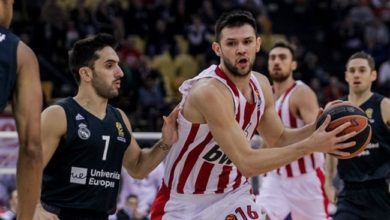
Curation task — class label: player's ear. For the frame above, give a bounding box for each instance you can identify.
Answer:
[371,70,377,82]
[292,60,297,71]
[212,42,221,57]
[79,67,92,82]
[256,36,261,52]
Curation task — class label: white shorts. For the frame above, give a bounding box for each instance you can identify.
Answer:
[151,183,266,220]
[257,168,330,220]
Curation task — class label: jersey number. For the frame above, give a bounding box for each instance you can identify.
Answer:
[102,135,110,161]
[235,206,259,220]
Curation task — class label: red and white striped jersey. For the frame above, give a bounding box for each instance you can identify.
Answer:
[273,80,325,177]
[163,65,265,195]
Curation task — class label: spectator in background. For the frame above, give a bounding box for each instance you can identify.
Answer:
[118,163,164,218]
[116,194,147,220]
[69,0,96,37]
[186,15,209,56]
[138,73,167,131]
[324,76,347,103]
[378,54,390,85]
[0,189,17,220]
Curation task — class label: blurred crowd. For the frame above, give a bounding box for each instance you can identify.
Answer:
[1,0,390,218]
[8,0,390,132]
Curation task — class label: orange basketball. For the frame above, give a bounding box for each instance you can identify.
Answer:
[316,102,372,159]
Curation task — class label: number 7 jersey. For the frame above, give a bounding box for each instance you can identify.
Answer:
[41,97,131,214]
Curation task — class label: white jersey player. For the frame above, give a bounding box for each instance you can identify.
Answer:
[150,10,355,220]
[257,42,330,220]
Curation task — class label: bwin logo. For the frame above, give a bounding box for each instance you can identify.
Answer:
[203,145,232,165]
[0,33,6,42]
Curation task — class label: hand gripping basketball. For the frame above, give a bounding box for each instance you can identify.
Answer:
[316,102,372,159]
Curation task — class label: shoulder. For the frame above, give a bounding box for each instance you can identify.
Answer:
[251,71,271,86]
[42,105,66,118]
[251,71,274,107]
[115,107,132,131]
[41,105,67,134]
[292,82,316,100]
[188,77,232,103]
[16,41,38,73]
[115,107,128,120]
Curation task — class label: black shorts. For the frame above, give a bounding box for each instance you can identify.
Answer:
[334,179,390,220]
[42,202,109,220]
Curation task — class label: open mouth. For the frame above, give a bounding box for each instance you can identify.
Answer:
[238,58,248,66]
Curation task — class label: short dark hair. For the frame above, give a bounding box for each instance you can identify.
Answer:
[347,51,376,71]
[68,33,117,84]
[270,41,296,61]
[215,10,257,42]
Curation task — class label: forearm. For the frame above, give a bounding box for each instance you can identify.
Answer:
[127,140,170,179]
[272,122,316,148]
[243,139,312,176]
[17,144,43,220]
[325,155,337,185]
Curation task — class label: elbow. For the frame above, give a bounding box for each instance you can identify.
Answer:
[124,166,147,179]
[236,160,258,177]
[130,170,148,179]
[18,141,42,161]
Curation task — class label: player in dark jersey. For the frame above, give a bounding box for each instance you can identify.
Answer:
[0,0,43,219]
[325,52,390,220]
[33,34,179,220]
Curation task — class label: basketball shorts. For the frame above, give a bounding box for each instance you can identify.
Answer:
[257,168,330,220]
[34,202,109,220]
[151,183,266,220]
[334,179,390,220]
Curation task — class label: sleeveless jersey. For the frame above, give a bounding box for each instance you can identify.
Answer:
[41,97,131,214]
[0,26,19,112]
[162,65,265,195]
[338,93,390,182]
[273,81,324,177]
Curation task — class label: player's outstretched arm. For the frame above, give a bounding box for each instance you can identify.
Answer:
[189,76,355,177]
[121,107,180,179]
[13,41,43,220]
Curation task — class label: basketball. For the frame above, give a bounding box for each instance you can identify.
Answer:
[316,102,372,159]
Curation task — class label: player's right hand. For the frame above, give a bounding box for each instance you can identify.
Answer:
[307,115,356,157]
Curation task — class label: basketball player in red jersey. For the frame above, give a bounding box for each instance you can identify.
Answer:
[257,42,330,220]
[150,10,356,220]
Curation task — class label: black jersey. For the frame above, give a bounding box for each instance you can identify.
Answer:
[338,93,390,182]
[41,97,131,214]
[0,26,19,112]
